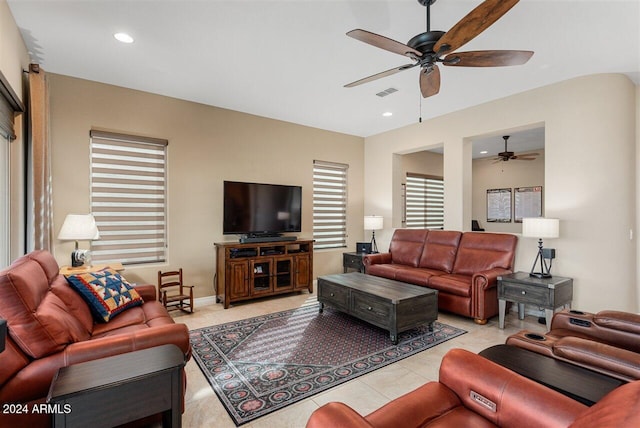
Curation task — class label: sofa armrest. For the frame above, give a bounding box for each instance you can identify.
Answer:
[64,323,191,365]
[472,268,512,291]
[133,284,158,302]
[306,402,374,428]
[363,253,391,267]
[440,349,586,428]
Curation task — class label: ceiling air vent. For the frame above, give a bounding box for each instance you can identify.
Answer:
[376,87,398,97]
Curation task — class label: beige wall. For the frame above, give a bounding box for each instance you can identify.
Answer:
[366,74,637,313]
[48,74,364,298]
[472,150,545,234]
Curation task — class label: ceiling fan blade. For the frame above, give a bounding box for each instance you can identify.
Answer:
[443,50,534,67]
[434,0,520,55]
[512,157,536,160]
[344,63,417,88]
[516,152,539,156]
[347,29,422,58]
[419,65,441,98]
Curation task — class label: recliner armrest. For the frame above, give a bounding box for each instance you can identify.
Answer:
[553,336,640,379]
[306,402,374,428]
[594,310,640,334]
[440,349,585,428]
[133,284,158,302]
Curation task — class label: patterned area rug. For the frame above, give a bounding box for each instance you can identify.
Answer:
[189,303,466,425]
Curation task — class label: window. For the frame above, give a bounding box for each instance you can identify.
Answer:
[404,173,444,229]
[90,130,167,265]
[0,135,9,268]
[313,160,348,249]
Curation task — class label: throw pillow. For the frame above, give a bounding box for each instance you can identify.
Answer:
[65,269,143,322]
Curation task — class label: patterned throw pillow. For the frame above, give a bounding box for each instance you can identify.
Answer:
[65,269,143,322]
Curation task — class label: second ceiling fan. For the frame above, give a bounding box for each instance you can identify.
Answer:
[345,0,534,98]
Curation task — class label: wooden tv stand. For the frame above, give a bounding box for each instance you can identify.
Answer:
[214,240,314,309]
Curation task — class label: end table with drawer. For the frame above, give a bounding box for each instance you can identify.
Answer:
[343,252,366,273]
[498,272,573,330]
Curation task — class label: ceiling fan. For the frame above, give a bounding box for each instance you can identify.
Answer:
[344,0,534,98]
[494,135,539,162]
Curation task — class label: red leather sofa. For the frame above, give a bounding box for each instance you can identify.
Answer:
[0,250,191,428]
[363,229,517,324]
[506,309,640,381]
[306,348,640,428]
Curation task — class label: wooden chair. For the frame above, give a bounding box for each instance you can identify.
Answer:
[157,268,194,313]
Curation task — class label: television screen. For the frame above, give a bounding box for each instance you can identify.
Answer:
[223,181,302,235]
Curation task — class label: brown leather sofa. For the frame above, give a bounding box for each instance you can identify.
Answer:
[506,309,640,381]
[0,250,191,428]
[306,348,640,428]
[363,229,518,324]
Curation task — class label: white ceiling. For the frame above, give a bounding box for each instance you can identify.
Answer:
[7,0,640,138]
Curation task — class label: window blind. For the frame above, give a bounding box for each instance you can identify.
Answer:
[405,173,444,229]
[90,130,167,265]
[313,160,348,249]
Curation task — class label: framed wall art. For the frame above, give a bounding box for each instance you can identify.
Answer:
[487,188,512,222]
[515,186,543,222]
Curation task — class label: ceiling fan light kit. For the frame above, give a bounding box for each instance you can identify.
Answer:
[344,0,533,98]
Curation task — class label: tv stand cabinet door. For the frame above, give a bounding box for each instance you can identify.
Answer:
[227,260,250,300]
[294,254,311,291]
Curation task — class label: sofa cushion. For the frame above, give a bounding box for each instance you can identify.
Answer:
[365,264,399,280]
[66,269,143,323]
[395,267,444,287]
[428,274,472,297]
[0,259,90,358]
[593,310,640,335]
[418,230,462,273]
[389,229,428,267]
[452,232,517,276]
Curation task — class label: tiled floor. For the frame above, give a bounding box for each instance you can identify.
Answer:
[172,288,545,427]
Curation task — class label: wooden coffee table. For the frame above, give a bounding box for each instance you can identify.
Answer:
[317,272,438,344]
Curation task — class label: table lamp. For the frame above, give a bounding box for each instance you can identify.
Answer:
[58,214,100,267]
[522,217,559,278]
[364,215,383,254]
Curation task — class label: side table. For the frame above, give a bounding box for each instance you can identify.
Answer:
[47,344,185,428]
[498,272,573,330]
[343,252,366,273]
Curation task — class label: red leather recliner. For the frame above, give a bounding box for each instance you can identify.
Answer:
[507,309,640,381]
[0,250,191,427]
[306,348,640,428]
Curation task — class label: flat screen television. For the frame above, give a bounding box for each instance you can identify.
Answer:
[223,181,302,236]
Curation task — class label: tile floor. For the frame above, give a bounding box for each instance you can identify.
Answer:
[171,288,545,428]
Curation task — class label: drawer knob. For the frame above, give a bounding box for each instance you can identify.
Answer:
[521,291,526,295]
[367,306,372,311]
[330,293,335,297]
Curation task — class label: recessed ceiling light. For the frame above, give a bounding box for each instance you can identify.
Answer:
[382,112,393,117]
[480,150,488,154]
[114,32,134,44]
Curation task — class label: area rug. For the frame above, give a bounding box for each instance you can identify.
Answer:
[189,303,466,425]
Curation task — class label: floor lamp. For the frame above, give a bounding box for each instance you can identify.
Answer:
[522,217,559,278]
[364,215,383,254]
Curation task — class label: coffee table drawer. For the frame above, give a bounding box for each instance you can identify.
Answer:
[351,291,391,328]
[318,279,350,310]
[501,282,550,306]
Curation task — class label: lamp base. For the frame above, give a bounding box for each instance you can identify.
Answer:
[71,249,90,267]
[529,272,552,279]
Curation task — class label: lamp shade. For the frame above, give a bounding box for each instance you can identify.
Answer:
[522,218,559,239]
[364,215,383,231]
[58,214,100,241]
